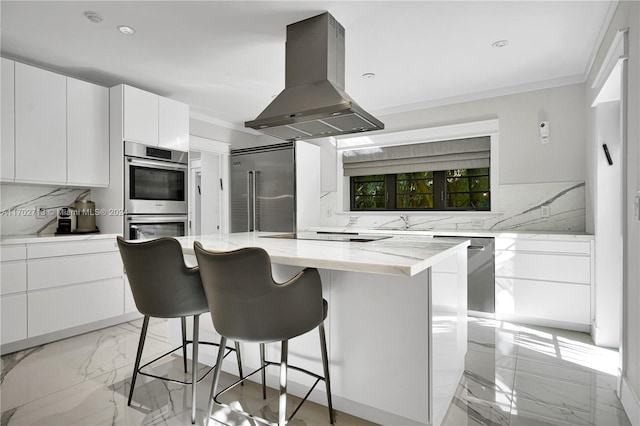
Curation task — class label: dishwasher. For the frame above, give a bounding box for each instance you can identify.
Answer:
[434,236,495,315]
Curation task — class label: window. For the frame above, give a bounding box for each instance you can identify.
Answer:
[351,168,490,211]
[344,135,492,212]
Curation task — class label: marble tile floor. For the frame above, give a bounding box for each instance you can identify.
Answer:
[0,318,373,426]
[442,317,631,426]
[1,317,632,426]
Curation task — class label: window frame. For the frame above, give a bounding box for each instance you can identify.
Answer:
[338,120,500,215]
[350,168,491,212]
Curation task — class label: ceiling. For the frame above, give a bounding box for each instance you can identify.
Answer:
[1,1,616,134]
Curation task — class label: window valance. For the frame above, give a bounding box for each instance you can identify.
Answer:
[342,136,490,176]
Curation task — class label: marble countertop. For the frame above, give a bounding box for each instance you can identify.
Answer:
[178,232,469,277]
[302,227,595,241]
[0,233,121,245]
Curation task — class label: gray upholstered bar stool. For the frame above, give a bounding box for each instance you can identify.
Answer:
[193,241,334,426]
[116,236,243,424]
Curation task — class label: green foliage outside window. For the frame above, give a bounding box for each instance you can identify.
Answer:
[351,168,490,211]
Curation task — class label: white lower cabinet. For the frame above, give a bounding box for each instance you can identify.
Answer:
[0,238,127,348]
[28,278,123,337]
[1,293,27,344]
[1,244,27,345]
[494,237,593,330]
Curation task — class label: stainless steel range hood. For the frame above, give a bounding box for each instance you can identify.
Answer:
[245,12,384,141]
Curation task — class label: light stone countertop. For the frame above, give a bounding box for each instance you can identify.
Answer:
[302,227,595,241]
[178,232,469,277]
[0,233,121,245]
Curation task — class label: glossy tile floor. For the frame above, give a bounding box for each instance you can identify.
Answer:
[0,318,373,426]
[0,317,632,426]
[443,317,631,426]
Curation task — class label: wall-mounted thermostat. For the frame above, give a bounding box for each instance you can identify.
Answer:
[540,121,550,144]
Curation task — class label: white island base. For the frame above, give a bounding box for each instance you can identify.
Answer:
[173,233,468,425]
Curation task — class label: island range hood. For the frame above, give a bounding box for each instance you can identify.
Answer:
[245,12,384,141]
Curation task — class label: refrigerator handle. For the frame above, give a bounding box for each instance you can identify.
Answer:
[252,170,258,232]
[247,171,253,232]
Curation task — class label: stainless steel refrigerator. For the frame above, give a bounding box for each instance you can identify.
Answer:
[230,142,297,233]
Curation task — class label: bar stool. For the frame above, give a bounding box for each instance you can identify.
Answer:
[116,236,243,424]
[193,241,334,426]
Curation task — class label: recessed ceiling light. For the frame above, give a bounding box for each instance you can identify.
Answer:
[362,72,376,79]
[83,11,103,24]
[492,40,509,48]
[118,25,136,35]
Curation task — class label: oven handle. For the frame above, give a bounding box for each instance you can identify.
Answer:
[127,158,188,170]
[126,215,188,223]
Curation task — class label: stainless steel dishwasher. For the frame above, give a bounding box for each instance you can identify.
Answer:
[434,236,495,315]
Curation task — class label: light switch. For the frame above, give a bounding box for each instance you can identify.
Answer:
[541,205,550,218]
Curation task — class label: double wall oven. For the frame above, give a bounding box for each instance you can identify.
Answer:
[124,141,188,240]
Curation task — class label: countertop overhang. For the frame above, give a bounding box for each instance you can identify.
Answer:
[178,232,469,277]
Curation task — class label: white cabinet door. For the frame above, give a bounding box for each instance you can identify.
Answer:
[28,252,123,291]
[14,62,67,184]
[0,261,27,295]
[67,78,109,186]
[123,85,158,146]
[28,277,124,337]
[1,58,15,182]
[1,293,27,344]
[158,97,189,151]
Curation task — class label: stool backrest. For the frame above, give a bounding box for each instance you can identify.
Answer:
[194,241,323,343]
[117,236,207,318]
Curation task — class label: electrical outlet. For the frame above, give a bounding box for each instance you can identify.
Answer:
[348,216,358,225]
[325,207,332,217]
[471,219,483,227]
[36,205,48,219]
[541,205,550,218]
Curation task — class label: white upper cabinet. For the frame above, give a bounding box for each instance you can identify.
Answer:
[1,58,15,182]
[159,96,189,151]
[67,78,109,187]
[116,84,189,152]
[15,62,67,184]
[122,85,159,146]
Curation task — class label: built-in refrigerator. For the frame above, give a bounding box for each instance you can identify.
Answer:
[230,141,320,233]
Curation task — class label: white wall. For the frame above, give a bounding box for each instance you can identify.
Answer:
[585,1,640,422]
[377,83,586,185]
[189,116,258,149]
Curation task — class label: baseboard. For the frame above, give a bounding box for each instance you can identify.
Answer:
[620,376,640,425]
[494,313,590,333]
[1,312,143,355]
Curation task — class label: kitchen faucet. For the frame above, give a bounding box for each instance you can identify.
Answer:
[400,213,410,230]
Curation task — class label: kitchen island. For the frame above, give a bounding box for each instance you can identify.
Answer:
[174,232,469,425]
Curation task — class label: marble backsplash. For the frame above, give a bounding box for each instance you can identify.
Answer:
[0,184,91,236]
[320,181,586,233]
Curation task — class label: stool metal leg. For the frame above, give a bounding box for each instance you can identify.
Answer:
[191,315,199,424]
[206,336,227,426]
[260,343,267,399]
[181,317,188,374]
[319,322,335,424]
[234,342,244,385]
[128,315,149,406]
[279,340,288,426]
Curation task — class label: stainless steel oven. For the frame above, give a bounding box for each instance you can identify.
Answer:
[124,141,188,215]
[125,215,188,240]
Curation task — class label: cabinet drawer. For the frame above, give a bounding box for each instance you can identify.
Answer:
[1,293,27,344]
[495,251,590,284]
[496,277,590,325]
[1,245,26,261]
[28,277,124,337]
[27,238,118,259]
[28,252,123,291]
[1,261,27,295]
[495,238,591,255]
